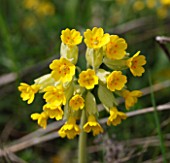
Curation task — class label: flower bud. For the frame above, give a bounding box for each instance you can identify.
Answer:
[85,48,104,69]
[60,43,78,65]
[34,74,55,92]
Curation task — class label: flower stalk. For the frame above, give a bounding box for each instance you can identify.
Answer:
[78,110,87,163]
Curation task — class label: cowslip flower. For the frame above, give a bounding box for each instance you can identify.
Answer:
[161,0,170,6]
[18,83,40,104]
[23,0,39,9]
[157,7,168,19]
[78,69,98,89]
[49,58,75,83]
[84,27,110,49]
[126,51,146,77]
[43,86,66,106]
[61,28,82,47]
[107,71,127,91]
[122,90,142,110]
[35,2,55,17]
[69,94,85,111]
[106,35,127,60]
[83,115,103,136]
[58,117,81,139]
[133,0,145,11]
[107,107,127,126]
[43,103,63,120]
[31,111,48,129]
[146,0,156,9]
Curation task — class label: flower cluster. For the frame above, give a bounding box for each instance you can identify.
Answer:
[23,0,55,17]
[18,27,146,139]
[116,0,170,19]
[23,0,55,29]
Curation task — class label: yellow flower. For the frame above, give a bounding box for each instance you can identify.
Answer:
[146,0,156,9]
[43,86,66,106]
[18,83,39,104]
[160,0,170,6]
[23,0,39,9]
[122,90,142,110]
[58,117,80,139]
[61,28,82,47]
[43,103,63,120]
[157,7,168,19]
[31,111,48,129]
[107,107,127,126]
[84,27,110,49]
[106,35,127,60]
[133,0,145,11]
[35,2,55,17]
[78,69,98,89]
[126,51,146,77]
[49,58,75,83]
[69,94,85,111]
[107,71,127,91]
[83,115,103,136]
[116,0,127,5]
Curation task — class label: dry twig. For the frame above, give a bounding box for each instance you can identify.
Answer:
[0,103,170,157]
[156,36,170,60]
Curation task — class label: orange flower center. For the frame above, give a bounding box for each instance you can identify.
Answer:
[59,64,70,75]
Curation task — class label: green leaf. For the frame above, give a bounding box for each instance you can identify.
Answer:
[98,84,117,108]
[85,91,98,115]
[103,57,128,70]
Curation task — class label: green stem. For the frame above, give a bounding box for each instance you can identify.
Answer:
[148,71,167,163]
[78,109,87,163]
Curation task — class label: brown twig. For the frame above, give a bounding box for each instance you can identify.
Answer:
[99,103,170,124]
[156,36,170,60]
[110,16,153,34]
[0,80,169,157]
[0,56,56,88]
[0,103,170,157]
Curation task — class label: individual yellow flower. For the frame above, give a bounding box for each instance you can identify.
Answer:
[43,103,63,120]
[69,94,85,111]
[107,71,127,91]
[61,28,82,47]
[78,69,98,89]
[35,2,55,17]
[133,0,145,11]
[49,58,75,83]
[126,51,146,77]
[116,0,127,5]
[43,86,66,106]
[23,0,39,9]
[157,7,168,19]
[106,35,127,60]
[122,90,142,110]
[84,27,110,49]
[160,0,170,6]
[146,0,156,9]
[107,107,127,126]
[31,111,48,129]
[18,83,40,104]
[58,117,81,139]
[83,115,103,136]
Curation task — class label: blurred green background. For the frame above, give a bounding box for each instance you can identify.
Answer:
[0,0,170,162]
